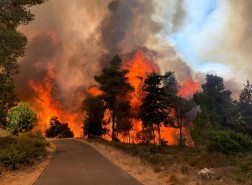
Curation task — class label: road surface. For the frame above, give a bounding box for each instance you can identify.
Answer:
[34,139,142,185]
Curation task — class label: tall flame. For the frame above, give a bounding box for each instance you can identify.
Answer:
[29,64,82,137]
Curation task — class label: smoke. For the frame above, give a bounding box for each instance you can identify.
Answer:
[175,0,252,97]
[16,0,195,114]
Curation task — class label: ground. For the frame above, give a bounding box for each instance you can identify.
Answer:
[84,139,252,185]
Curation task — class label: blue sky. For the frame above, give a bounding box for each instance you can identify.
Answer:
[168,0,230,75]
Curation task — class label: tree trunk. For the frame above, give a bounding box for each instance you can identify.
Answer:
[157,123,161,146]
[111,106,116,141]
[152,125,156,145]
[179,120,183,148]
[1,90,4,105]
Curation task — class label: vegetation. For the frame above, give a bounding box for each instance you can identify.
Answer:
[94,55,134,140]
[88,138,252,184]
[83,96,106,138]
[6,103,37,135]
[85,55,252,155]
[139,72,174,146]
[0,132,48,170]
[45,117,74,138]
[0,0,47,124]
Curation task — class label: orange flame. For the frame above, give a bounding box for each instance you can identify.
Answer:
[122,50,200,144]
[87,86,102,96]
[29,64,82,137]
[178,78,201,98]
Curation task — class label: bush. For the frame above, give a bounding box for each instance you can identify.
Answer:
[0,132,48,169]
[6,103,37,135]
[207,130,252,155]
[45,117,74,138]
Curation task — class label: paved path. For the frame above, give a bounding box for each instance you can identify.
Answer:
[34,139,141,185]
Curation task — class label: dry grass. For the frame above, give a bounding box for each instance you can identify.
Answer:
[0,128,10,137]
[82,139,250,185]
[82,140,193,185]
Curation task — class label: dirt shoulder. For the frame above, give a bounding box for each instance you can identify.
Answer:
[0,143,55,185]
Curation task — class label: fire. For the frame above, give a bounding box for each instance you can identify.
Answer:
[29,64,82,137]
[178,78,201,98]
[121,50,178,144]
[121,50,200,144]
[87,86,102,96]
[83,49,201,144]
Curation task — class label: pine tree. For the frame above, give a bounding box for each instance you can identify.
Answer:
[139,72,173,146]
[94,55,134,140]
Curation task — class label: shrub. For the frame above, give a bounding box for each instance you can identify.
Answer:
[207,130,252,155]
[0,132,48,169]
[6,103,37,135]
[149,145,159,154]
[45,117,74,138]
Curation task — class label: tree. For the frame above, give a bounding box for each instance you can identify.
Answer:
[115,101,133,138]
[83,96,105,138]
[6,103,37,135]
[139,72,173,146]
[45,117,74,138]
[193,74,234,128]
[163,72,192,147]
[191,108,212,146]
[173,97,192,147]
[235,80,252,137]
[0,0,47,124]
[136,125,155,144]
[94,55,134,141]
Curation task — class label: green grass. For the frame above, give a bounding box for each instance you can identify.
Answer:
[0,132,49,170]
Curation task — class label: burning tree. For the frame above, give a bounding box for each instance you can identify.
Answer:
[139,72,174,146]
[83,96,106,138]
[94,55,134,141]
[163,72,193,147]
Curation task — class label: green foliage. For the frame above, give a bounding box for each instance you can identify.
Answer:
[193,74,235,128]
[45,117,74,138]
[207,130,252,155]
[191,108,212,146]
[0,0,46,129]
[94,55,134,140]
[6,103,37,135]
[83,96,105,138]
[0,132,48,169]
[139,72,173,145]
[235,80,252,137]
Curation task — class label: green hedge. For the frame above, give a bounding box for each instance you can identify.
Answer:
[207,130,252,155]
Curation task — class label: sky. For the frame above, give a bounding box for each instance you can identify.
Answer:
[167,0,231,75]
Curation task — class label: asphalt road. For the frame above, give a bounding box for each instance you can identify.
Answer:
[34,139,142,185]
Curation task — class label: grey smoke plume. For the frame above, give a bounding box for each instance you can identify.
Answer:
[16,0,193,113]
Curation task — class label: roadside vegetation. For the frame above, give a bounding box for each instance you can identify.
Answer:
[0,1,50,180]
[0,132,49,170]
[87,138,252,185]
